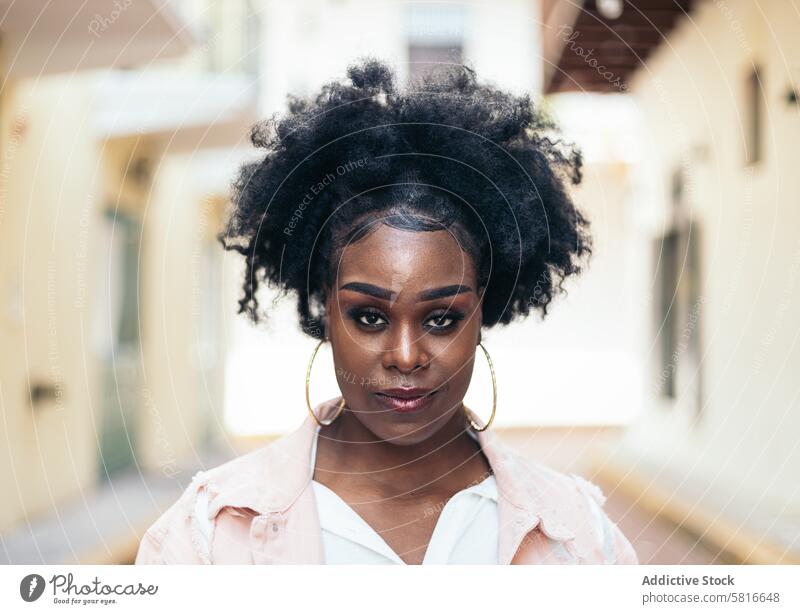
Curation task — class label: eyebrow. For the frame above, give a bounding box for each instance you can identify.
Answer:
[338,282,473,302]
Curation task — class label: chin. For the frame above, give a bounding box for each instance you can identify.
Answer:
[359,410,456,447]
[376,425,439,447]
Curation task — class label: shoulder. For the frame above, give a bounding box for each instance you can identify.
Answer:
[567,472,638,564]
[134,470,213,564]
[498,446,638,564]
[135,440,289,565]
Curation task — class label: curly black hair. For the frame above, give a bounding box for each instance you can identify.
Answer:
[218,59,591,340]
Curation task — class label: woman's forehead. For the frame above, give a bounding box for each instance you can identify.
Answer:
[333,225,478,288]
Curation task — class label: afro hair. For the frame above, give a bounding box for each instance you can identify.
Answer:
[218,58,591,339]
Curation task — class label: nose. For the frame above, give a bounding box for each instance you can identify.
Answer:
[381,321,431,374]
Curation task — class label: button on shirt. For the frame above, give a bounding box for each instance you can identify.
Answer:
[310,425,499,564]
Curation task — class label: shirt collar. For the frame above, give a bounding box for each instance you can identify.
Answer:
[466,407,576,543]
[204,402,576,543]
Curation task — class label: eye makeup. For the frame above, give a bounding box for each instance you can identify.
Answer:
[346,306,465,333]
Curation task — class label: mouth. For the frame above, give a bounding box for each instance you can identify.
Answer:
[373,387,440,413]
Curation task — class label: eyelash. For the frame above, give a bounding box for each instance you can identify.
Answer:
[349,308,464,332]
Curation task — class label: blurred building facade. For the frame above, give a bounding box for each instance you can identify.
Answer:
[0,0,257,533]
[545,0,799,562]
[4,0,795,566]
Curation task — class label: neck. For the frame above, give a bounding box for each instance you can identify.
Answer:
[316,405,490,499]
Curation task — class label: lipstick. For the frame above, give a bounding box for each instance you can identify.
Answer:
[374,387,438,413]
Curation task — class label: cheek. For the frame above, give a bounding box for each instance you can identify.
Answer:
[443,351,476,391]
[432,337,477,387]
[330,334,377,391]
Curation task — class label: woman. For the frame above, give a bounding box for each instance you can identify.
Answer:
[135,59,637,565]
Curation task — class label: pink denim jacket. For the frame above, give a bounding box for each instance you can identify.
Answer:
[135,403,638,564]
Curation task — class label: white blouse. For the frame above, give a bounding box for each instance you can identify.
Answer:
[193,426,500,564]
[309,425,499,564]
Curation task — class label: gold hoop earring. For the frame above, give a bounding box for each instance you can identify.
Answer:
[306,338,346,427]
[463,342,497,432]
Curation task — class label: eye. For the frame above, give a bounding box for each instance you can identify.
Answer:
[424,311,463,332]
[351,308,388,329]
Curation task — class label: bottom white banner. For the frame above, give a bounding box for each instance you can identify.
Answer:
[1,565,798,613]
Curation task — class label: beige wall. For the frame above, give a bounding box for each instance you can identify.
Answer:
[0,75,103,529]
[0,0,239,533]
[621,0,800,517]
[0,77,228,530]
[138,151,226,475]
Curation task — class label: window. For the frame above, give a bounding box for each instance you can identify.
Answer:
[654,228,681,400]
[95,209,141,477]
[653,166,703,414]
[744,65,763,165]
[406,4,466,83]
[407,44,464,83]
[242,0,261,79]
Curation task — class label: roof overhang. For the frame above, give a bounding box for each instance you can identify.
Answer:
[542,0,694,94]
[91,70,259,151]
[0,0,196,80]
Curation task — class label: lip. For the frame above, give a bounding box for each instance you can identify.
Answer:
[374,387,438,413]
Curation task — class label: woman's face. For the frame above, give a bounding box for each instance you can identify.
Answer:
[324,222,484,446]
